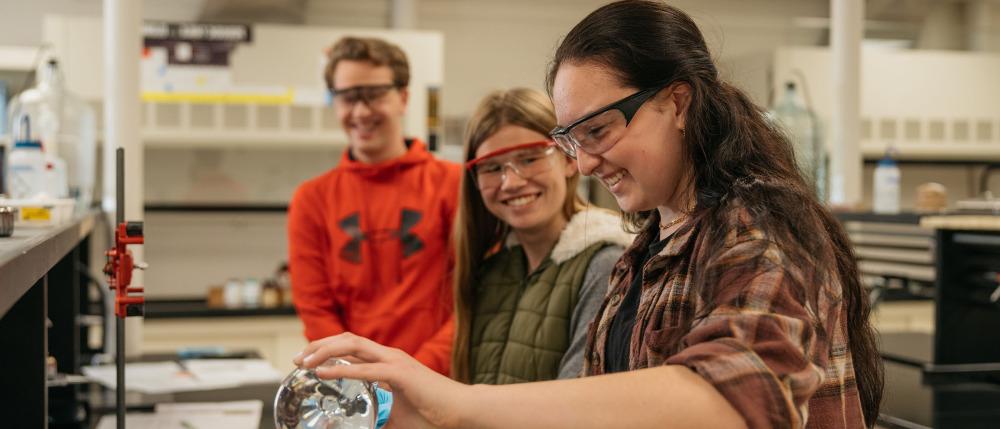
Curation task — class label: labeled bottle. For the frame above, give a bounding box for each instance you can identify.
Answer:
[873,146,901,214]
[7,116,48,199]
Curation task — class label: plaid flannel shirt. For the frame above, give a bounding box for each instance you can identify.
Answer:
[584,207,865,428]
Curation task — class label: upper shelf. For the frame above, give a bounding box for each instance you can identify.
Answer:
[0,45,38,71]
[93,100,351,148]
[143,129,348,148]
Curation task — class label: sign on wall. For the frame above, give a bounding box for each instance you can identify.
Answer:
[141,21,294,104]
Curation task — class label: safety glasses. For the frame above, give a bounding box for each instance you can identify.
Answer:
[330,84,400,107]
[465,141,558,190]
[549,82,671,159]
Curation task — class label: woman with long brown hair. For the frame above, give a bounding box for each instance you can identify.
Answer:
[294,2,883,428]
[452,87,630,384]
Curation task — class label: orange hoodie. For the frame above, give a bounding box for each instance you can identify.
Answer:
[288,139,460,375]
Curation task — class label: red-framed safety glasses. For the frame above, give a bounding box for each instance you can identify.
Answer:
[465,141,558,190]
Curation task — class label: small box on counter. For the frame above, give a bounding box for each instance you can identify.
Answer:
[0,198,75,227]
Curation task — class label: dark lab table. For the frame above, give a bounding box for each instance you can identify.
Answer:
[879,332,1000,429]
[879,332,935,428]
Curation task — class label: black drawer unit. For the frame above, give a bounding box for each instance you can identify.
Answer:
[924,230,1000,428]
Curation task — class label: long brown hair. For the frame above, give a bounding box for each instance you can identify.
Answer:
[546,1,883,426]
[451,88,584,382]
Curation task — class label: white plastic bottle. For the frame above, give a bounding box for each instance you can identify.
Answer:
[873,148,901,214]
[242,278,262,308]
[7,58,95,210]
[224,278,243,308]
[8,139,47,199]
[45,155,69,198]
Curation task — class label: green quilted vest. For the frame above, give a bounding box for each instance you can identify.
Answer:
[469,242,608,384]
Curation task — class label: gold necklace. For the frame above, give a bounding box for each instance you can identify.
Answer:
[658,214,687,230]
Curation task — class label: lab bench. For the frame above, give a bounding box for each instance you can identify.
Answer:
[0,213,296,428]
[0,212,99,428]
[878,219,1000,428]
[81,352,280,429]
[836,212,1000,427]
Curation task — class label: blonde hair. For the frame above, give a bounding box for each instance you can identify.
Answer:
[450,88,583,382]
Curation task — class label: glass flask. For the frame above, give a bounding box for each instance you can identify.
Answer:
[274,358,378,429]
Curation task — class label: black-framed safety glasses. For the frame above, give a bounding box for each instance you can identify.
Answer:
[330,84,400,107]
[549,82,671,159]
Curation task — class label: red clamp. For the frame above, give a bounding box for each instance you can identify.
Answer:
[104,221,146,318]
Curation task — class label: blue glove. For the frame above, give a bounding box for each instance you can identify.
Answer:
[375,386,393,429]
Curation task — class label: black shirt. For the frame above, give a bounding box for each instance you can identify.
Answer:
[604,234,671,373]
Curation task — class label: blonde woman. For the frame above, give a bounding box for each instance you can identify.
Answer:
[450,88,631,383]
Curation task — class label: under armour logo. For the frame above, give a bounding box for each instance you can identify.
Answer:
[398,209,424,257]
[338,209,425,264]
[339,213,364,263]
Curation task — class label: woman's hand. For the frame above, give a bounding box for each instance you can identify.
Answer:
[293,333,471,429]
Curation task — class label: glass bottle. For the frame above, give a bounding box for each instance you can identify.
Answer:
[769,81,826,201]
[275,358,386,429]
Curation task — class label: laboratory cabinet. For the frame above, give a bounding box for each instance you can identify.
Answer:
[0,213,99,428]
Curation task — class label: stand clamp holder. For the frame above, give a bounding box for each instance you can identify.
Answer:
[101,147,146,429]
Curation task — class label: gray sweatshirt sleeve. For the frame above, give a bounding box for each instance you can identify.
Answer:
[557,245,624,379]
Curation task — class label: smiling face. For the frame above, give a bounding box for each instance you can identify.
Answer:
[473,125,575,236]
[551,61,690,213]
[332,60,409,164]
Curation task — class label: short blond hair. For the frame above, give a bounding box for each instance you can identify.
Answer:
[324,36,410,89]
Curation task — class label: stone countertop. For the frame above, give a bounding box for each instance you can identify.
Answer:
[920,215,1000,231]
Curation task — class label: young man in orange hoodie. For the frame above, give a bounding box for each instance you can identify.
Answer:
[288,37,460,375]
